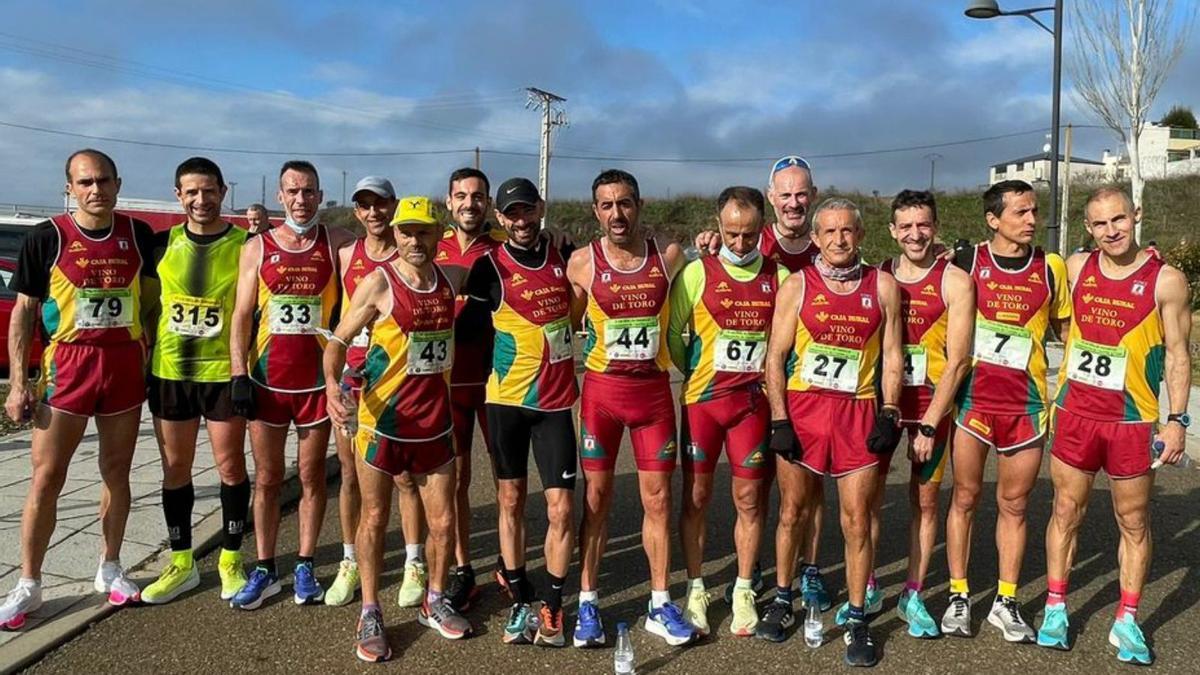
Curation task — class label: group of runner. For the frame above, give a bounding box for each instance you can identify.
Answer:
[0,149,1191,669]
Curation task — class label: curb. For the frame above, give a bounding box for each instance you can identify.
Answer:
[0,452,342,675]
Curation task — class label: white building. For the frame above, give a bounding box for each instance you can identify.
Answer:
[989,153,1108,185]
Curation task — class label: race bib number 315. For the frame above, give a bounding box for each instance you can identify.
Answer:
[1066,338,1127,391]
[800,343,862,393]
[604,316,659,361]
[268,295,320,335]
[973,318,1032,370]
[166,294,222,338]
[75,288,134,330]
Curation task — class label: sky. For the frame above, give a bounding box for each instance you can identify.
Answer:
[0,0,1196,210]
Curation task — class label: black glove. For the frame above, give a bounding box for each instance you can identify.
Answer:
[867,406,902,455]
[769,419,802,464]
[230,375,255,420]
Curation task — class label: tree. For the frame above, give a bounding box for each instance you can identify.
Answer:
[1069,0,1197,242]
[1158,104,1198,129]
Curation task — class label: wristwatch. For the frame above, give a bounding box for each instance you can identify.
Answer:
[1167,412,1191,429]
[918,424,937,438]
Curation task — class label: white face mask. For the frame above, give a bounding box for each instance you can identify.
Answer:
[719,243,761,267]
[284,212,319,235]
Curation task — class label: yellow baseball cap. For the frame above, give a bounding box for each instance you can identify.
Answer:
[391,195,438,226]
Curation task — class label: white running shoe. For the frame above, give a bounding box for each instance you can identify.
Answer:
[987,596,1035,643]
[94,560,141,606]
[1,580,43,630]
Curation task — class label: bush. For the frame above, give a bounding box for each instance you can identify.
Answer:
[1164,240,1200,308]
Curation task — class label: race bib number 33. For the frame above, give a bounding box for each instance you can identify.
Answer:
[800,343,862,393]
[604,316,659,361]
[714,330,767,373]
[268,295,320,335]
[1065,338,1127,390]
[973,318,1032,370]
[75,288,134,330]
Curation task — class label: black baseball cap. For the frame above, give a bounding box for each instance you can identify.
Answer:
[495,177,541,213]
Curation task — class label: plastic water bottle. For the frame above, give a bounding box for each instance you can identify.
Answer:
[339,377,358,437]
[804,602,823,648]
[614,622,635,674]
[1151,439,1195,470]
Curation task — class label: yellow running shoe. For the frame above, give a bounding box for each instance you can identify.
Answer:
[397,562,428,608]
[730,587,758,637]
[218,549,248,600]
[685,585,711,636]
[142,551,200,605]
[324,559,360,607]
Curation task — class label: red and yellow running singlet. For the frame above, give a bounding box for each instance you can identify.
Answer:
[342,238,397,372]
[1055,251,1165,422]
[786,265,883,399]
[583,238,672,375]
[881,257,951,420]
[436,227,506,386]
[249,226,338,392]
[759,224,816,273]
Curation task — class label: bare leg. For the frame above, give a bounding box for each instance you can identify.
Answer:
[20,408,88,577]
[946,427,988,583]
[1110,472,1153,600]
[396,472,427,550]
[732,476,764,579]
[249,421,287,562]
[95,408,140,561]
[995,444,1042,587]
[295,422,332,558]
[496,478,528,569]
[773,458,815,590]
[837,467,879,608]
[679,471,714,579]
[334,429,360,553]
[355,457,393,607]
[543,487,574,578]
[1044,457,1095,588]
[640,470,673,591]
[578,469,615,592]
[415,461,457,593]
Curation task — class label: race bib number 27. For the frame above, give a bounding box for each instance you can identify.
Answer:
[800,343,862,393]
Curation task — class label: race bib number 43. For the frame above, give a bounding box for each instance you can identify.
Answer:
[800,343,862,393]
[268,295,320,335]
[903,345,927,387]
[973,318,1032,370]
[604,316,659,361]
[1066,338,1127,391]
[166,294,222,338]
[543,317,574,364]
[408,330,452,375]
[714,330,766,373]
[75,288,134,330]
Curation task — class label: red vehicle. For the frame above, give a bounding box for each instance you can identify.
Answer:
[0,257,44,376]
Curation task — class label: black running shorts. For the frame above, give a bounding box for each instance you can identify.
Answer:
[485,403,577,490]
[148,374,236,422]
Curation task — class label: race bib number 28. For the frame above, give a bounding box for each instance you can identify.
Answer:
[1066,338,1127,391]
[75,288,134,330]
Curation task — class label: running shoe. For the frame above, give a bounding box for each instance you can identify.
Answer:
[534,604,566,647]
[1108,615,1153,665]
[418,595,473,640]
[756,599,795,643]
[645,601,697,647]
[217,549,247,600]
[1036,603,1070,650]
[835,586,884,626]
[572,600,606,647]
[141,552,200,605]
[0,580,42,631]
[685,585,712,636]
[447,567,480,612]
[941,593,972,638]
[324,559,360,607]
[843,620,878,667]
[723,563,765,604]
[95,561,141,606]
[730,587,758,637]
[801,571,833,612]
[397,561,428,608]
[293,561,325,605]
[987,596,1035,643]
[503,602,535,644]
[355,607,392,663]
[896,589,939,639]
[230,567,281,610]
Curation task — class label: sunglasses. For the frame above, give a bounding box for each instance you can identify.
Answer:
[769,155,812,182]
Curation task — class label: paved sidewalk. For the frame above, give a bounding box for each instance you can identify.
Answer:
[0,405,311,651]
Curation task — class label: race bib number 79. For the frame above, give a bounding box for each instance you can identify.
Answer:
[75,288,134,330]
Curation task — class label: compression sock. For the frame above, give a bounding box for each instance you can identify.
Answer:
[219,479,250,551]
[162,483,195,551]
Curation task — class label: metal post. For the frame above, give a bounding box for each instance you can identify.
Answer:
[474,147,481,170]
[260,175,266,205]
[1046,0,1064,254]
[924,153,943,191]
[229,182,237,212]
[341,170,347,207]
[1060,123,1073,253]
[525,87,568,228]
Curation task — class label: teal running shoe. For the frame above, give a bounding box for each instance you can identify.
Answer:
[800,571,832,612]
[1108,615,1152,665]
[1036,604,1070,650]
[896,590,939,639]
[835,586,884,626]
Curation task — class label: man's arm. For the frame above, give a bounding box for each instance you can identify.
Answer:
[766,274,803,421]
[1047,252,1072,340]
[566,247,592,331]
[4,294,40,422]
[229,236,262,378]
[323,270,387,429]
[877,272,904,409]
[912,266,975,461]
[666,261,701,373]
[1155,265,1193,464]
[657,237,687,280]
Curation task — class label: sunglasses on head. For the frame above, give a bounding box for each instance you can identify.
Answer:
[770,155,811,175]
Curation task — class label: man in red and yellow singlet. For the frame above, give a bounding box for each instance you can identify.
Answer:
[1,150,161,623]
[667,187,787,638]
[567,169,692,646]
[943,180,1071,641]
[765,197,903,667]
[323,176,399,609]
[229,160,355,609]
[1035,187,1192,663]
[325,196,471,662]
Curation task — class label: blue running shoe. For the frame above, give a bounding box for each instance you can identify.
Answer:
[1109,615,1152,665]
[897,590,939,639]
[293,561,325,605]
[573,600,606,648]
[1037,604,1070,650]
[230,567,280,610]
[801,571,833,612]
[835,587,884,626]
[645,601,697,647]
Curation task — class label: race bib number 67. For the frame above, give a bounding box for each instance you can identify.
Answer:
[714,330,767,373]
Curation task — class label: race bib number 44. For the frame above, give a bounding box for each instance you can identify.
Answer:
[604,316,659,361]
[973,318,1032,370]
[75,288,134,330]
[714,330,767,373]
[800,343,862,393]
[166,294,222,338]
[268,295,320,335]
[543,317,574,364]
[1066,338,1127,391]
[407,330,452,375]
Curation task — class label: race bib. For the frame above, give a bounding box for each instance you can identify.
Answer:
[351,327,371,348]
[166,294,222,338]
[268,295,320,335]
[800,343,862,393]
[75,288,134,330]
[903,344,928,387]
[1066,338,1127,391]
[543,317,574,364]
[714,329,767,373]
[604,316,659,361]
[973,318,1032,370]
[407,329,452,375]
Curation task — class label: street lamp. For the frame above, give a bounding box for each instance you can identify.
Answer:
[965,0,1063,254]
[229,182,237,212]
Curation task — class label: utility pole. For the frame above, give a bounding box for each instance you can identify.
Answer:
[260,175,266,205]
[1060,123,1073,253]
[525,87,568,226]
[474,147,481,170]
[924,153,943,191]
[229,182,237,212]
[341,170,347,207]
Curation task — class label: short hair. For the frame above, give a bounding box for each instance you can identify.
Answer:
[174,156,225,189]
[279,160,320,189]
[64,148,118,181]
[890,189,938,223]
[812,197,863,231]
[983,179,1034,219]
[447,167,490,195]
[1083,185,1135,218]
[592,168,640,203]
[717,186,765,220]
[245,203,267,214]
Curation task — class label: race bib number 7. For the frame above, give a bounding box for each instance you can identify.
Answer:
[604,316,659,361]
[268,295,320,335]
[800,343,862,393]
[973,318,1032,370]
[408,330,452,375]
[1065,338,1127,390]
[714,330,767,373]
[543,317,574,364]
[75,288,134,330]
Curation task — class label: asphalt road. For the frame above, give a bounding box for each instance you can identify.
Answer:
[24,423,1200,674]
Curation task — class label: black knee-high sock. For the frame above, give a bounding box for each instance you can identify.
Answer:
[162,483,195,551]
[220,479,251,551]
[504,566,535,604]
[545,573,566,615]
